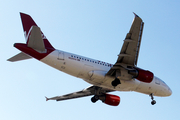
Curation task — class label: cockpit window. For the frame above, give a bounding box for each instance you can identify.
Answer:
[161,80,167,85]
[156,77,167,86]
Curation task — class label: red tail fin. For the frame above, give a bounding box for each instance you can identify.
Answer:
[20,13,55,50]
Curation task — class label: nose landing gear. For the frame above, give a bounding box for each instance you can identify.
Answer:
[150,93,156,105]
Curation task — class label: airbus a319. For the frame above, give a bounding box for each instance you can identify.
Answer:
[8,13,172,106]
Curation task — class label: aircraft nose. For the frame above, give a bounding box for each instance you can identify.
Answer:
[167,87,172,96]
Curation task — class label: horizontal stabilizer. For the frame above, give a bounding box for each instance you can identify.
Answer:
[27,26,46,53]
[7,52,32,62]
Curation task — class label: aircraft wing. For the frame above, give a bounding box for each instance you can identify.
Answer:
[46,86,113,101]
[106,13,144,76]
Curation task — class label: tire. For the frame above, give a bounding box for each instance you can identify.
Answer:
[151,100,156,105]
[91,97,97,103]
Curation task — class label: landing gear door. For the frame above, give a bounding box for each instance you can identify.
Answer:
[58,51,64,60]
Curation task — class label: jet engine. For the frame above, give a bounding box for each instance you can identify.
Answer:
[99,94,120,106]
[128,68,154,83]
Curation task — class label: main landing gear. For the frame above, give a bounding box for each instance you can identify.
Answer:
[111,78,121,87]
[150,93,156,105]
[91,95,99,103]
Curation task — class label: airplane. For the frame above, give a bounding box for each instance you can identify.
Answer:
[8,13,172,106]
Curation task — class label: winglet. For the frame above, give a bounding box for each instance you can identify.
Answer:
[133,12,140,18]
[45,96,49,101]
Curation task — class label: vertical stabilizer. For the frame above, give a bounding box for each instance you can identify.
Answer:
[20,13,55,50]
[7,13,56,62]
[27,26,46,53]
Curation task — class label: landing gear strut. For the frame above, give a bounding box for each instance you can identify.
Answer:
[150,93,156,105]
[111,78,121,87]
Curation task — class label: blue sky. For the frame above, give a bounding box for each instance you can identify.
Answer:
[0,1,180,120]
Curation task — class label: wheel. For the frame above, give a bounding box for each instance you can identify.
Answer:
[91,97,96,103]
[91,96,99,103]
[151,100,156,105]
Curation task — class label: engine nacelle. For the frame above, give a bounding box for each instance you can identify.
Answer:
[137,68,154,83]
[99,94,120,106]
[129,68,154,83]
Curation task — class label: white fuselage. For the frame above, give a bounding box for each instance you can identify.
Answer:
[41,49,172,97]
